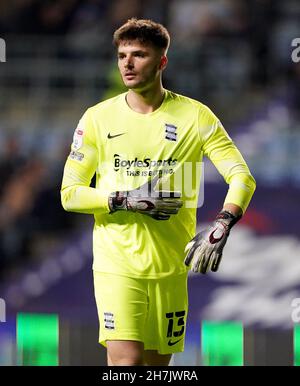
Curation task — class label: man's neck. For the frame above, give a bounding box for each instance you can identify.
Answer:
[126,85,165,114]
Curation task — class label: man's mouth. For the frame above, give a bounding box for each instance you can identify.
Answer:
[124,73,136,79]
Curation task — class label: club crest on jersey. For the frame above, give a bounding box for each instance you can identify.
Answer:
[72,128,84,150]
[165,124,177,142]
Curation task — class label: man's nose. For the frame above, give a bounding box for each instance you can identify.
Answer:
[124,57,134,68]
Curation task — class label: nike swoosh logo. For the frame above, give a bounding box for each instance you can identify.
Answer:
[107,132,126,139]
[168,338,183,346]
[209,229,224,244]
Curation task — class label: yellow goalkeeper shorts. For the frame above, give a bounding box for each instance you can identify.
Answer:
[93,271,188,355]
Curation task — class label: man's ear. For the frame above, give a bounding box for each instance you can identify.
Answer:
[159,55,168,70]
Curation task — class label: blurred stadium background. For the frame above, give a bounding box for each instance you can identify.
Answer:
[0,0,300,366]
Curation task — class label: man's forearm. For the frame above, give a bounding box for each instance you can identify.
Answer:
[224,172,256,214]
[223,203,243,217]
[61,185,110,214]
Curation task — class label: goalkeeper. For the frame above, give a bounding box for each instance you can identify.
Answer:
[61,18,256,366]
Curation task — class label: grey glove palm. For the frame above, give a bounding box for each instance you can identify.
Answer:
[184,210,241,273]
[109,177,183,220]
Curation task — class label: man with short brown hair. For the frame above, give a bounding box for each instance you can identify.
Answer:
[61,18,255,366]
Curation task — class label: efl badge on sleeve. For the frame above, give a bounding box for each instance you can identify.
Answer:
[165,124,177,142]
[72,127,84,150]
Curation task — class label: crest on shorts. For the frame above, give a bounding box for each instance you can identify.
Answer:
[104,312,115,330]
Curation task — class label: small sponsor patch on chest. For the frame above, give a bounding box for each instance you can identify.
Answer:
[69,150,84,161]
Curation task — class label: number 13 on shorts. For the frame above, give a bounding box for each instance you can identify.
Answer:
[165,310,186,347]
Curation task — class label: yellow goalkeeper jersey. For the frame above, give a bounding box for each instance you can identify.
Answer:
[61,90,256,278]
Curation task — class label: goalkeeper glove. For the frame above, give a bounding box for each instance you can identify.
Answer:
[184,210,241,273]
[108,177,183,220]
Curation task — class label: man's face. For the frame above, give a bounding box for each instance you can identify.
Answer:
[117,40,166,90]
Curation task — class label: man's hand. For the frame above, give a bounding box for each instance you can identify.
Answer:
[108,177,183,220]
[184,210,241,273]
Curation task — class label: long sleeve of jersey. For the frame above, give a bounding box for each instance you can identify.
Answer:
[60,108,110,214]
[201,113,256,214]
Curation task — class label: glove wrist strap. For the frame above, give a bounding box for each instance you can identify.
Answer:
[109,191,128,211]
[216,210,241,229]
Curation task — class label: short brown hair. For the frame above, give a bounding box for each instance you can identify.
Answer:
[113,18,170,52]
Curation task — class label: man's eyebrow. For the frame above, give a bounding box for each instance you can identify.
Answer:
[118,49,148,55]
